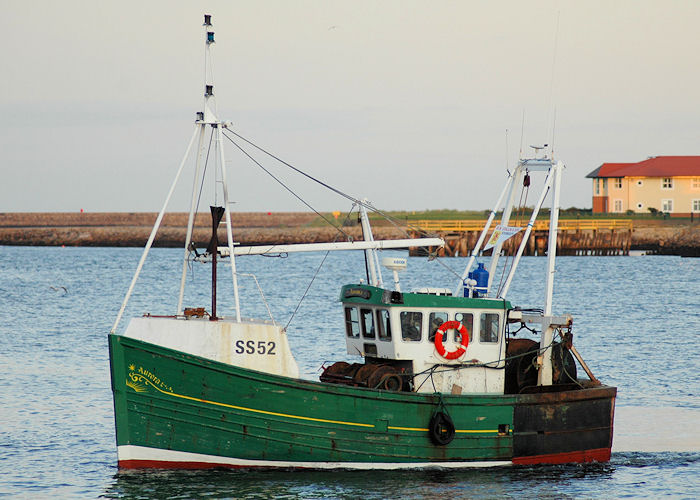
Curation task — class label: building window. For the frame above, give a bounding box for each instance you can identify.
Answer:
[662,199,673,213]
[614,199,623,212]
[637,203,644,210]
[637,180,643,186]
[594,179,600,195]
[692,178,700,190]
[662,178,673,189]
[614,178,622,189]
[693,200,700,213]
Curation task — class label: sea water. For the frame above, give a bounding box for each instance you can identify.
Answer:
[0,246,698,498]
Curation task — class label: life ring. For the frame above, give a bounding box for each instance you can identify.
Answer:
[434,320,469,360]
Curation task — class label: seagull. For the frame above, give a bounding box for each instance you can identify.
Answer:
[50,286,68,294]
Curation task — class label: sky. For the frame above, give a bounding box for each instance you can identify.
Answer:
[1,0,699,213]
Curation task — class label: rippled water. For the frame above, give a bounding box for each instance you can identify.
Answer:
[1,246,698,498]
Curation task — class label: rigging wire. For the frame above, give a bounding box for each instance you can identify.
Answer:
[195,128,215,218]
[546,11,561,157]
[217,128,460,321]
[284,205,358,330]
[284,249,330,331]
[222,131,351,240]
[187,128,216,277]
[222,128,437,241]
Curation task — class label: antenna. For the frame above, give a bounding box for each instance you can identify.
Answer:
[546,11,561,159]
[518,109,525,159]
[202,13,218,124]
[551,107,557,159]
[505,128,509,172]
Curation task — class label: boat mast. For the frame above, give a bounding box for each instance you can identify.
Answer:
[177,14,242,322]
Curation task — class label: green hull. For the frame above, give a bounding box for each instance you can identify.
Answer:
[109,334,615,468]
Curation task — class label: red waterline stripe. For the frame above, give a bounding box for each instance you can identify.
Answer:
[119,459,250,470]
[512,447,611,465]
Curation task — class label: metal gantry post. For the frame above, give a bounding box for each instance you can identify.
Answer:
[454,171,515,296]
[538,160,563,386]
[498,165,556,300]
[487,164,524,295]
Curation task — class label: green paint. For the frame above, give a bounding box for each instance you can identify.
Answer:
[339,284,512,310]
[110,334,515,463]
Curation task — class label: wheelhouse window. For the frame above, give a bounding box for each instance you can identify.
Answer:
[344,307,360,338]
[428,312,449,341]
[361,308,375,338]
[400,311,423,341]
[662,177,673,189]
[455,312,473,342]
[376,309,391,341]
[479,313,500,343]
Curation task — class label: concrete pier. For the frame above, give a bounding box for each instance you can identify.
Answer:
[0,213,697,256]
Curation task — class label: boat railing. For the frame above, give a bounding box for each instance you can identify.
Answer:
[414,219,633,232]
[235,272,276,325]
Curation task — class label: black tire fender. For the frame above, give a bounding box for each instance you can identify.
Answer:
[429,411,455,445]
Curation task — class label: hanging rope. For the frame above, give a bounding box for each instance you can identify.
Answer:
[222,131,351,240]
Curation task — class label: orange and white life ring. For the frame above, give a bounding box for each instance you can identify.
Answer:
[434,320,469,360]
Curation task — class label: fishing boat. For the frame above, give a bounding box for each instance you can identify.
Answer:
[108,15,615,469]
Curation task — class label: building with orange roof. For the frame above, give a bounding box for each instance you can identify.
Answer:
[586,156,700,216]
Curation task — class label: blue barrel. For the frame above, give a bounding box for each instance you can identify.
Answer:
[472,263,489,297]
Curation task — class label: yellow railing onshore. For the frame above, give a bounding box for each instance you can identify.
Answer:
[413,219,633,232]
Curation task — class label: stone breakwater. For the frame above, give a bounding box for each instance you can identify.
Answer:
[0,212,404,248]
[0,213,698,256]
[632,226,700,257]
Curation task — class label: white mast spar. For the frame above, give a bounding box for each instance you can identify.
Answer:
[359,199,384,287]
[180,14,242,322]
